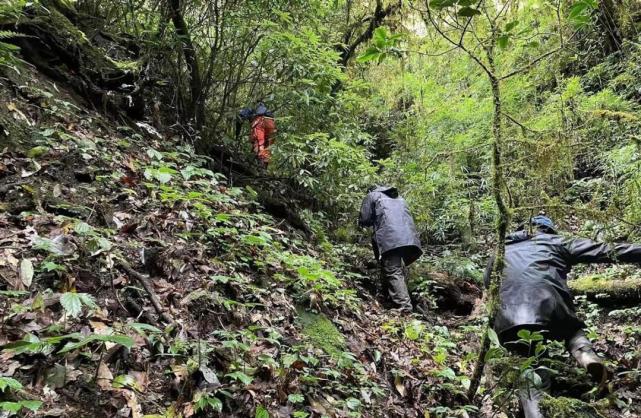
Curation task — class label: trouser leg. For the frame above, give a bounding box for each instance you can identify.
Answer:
[518,367,551,418]
[566,329,609,384]
[503,327,550,418]
[381,252,412,312]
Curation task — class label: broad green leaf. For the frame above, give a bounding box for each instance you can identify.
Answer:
[60,292,83,318]
[437,367,457,380]
[58,334,134,354]
[112,374,136,389]
[488,328,501,347]
[497,34,510,49]
[78,293,97,310]
[19,400,42,412]
[255,405,269,418]
[0,290,29,297]
[522,369,542,387]
[74,222,93,235]
[484,347,504,361]
[372,27,388,49]
[146,148,163,160]
[129,323,162,334]
[345,398,361,410]
[0,377,22,392]
[226,371,253,385]
[458,7,481,17]
[568,0,597,27]
[288,393,305,404]
[404,320,424,341]
[429,0,457,9]
[356,47,382,63]
[41,261,66,273]
[0,402,23,413]
[505,20,519,32]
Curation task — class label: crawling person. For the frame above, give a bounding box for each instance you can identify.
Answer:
[485,215,641,418]
[358,185,422,313]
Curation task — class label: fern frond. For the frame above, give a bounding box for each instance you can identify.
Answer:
[0,30,25,40]
[0,41,20,52]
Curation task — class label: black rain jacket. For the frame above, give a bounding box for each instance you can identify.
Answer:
[358,186,422,265]
[485,230,641,340]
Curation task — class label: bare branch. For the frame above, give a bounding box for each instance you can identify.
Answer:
[498,46,562,80]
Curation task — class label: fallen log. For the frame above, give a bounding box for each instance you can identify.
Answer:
[569,275,641,305]
[117,259,177,327]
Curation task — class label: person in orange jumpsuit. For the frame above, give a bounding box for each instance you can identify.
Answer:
[238,102,276,166]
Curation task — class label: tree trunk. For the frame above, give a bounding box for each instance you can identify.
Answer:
[467,48,510,401]
[596,0,623,55]
[332,0,402,94]
[167,0,203,129]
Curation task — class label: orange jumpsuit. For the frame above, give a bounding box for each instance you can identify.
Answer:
[250,115,276,165]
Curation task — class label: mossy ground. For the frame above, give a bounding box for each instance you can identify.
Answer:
[569,274,641,298]
[540,395,607,418]
[296,308,346,358]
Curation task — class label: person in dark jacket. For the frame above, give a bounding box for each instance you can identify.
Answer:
[359,186,423,312]
[485,215,641,418]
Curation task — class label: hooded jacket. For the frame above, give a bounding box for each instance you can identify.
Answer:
[485,230,641,340]
[359,186,422,265]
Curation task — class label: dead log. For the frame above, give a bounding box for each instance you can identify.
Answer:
[569,275,641,305]
[117,259,177,326]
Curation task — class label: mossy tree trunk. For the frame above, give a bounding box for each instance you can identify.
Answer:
[167,0,204,129]
[467,37,510,399]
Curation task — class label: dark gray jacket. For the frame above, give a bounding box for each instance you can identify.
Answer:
[485,230,641,340]
[359,186,422,265]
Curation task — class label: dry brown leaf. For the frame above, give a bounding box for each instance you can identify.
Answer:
[121,389,143,418]
[96,361,114,390]
[19,259,33,288]
[129,371,149,392]
[89,320,110,334]
[394,375,406,397]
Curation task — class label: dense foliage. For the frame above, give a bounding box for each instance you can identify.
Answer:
[2,0,641,417]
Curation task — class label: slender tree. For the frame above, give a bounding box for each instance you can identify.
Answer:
[412,0,591,401]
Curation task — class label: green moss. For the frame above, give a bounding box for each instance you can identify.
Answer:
[297,308,345,358]
[540,395,606,418]
[27,145,50,158]
[109,58,141,71]
[569,274,641,298]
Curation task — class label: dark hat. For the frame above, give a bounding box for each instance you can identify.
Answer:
[530,215,556,233]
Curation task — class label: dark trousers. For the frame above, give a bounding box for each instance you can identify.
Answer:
[380,250,412,311]
[502,326,592,418]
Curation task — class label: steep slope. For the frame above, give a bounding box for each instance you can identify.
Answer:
[1,21,641,418]
[0,63,483,418]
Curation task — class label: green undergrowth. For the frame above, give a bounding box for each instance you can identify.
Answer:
[296,308,346,358]
[540,395,607,418]
[0,67,389,417]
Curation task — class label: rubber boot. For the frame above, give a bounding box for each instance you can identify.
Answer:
[519,390,544,418]
[567,332,609,386]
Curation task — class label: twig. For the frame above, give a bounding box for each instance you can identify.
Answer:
[502,111,542,134]
[117,258,177,326]
[499,47,562,80]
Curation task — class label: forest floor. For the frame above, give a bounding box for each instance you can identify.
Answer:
[1,64,641,418]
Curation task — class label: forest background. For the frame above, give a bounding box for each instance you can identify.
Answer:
[2,0,641,417]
